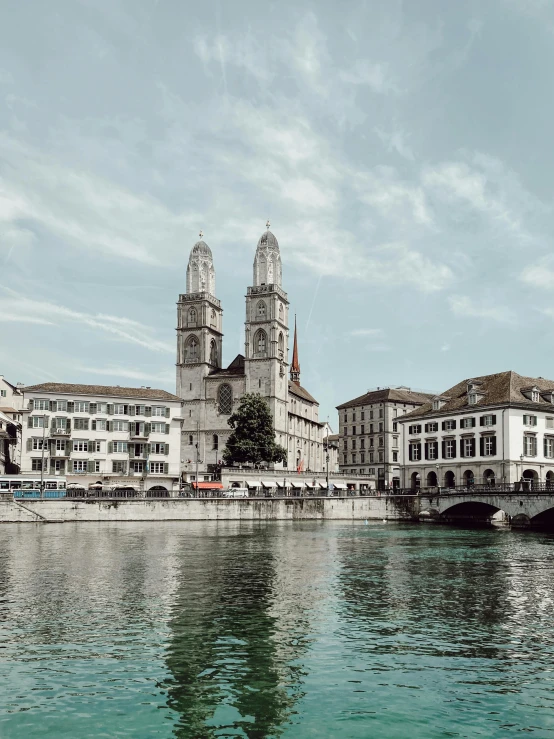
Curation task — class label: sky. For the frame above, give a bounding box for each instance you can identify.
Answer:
[1,0,554,428]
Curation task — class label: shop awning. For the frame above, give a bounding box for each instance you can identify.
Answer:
[262,480,276,488]
[318,481,327,488]
[192,482,223,489]
[291,481,306,488]
[332,482,347,489]
[247,481,261,487]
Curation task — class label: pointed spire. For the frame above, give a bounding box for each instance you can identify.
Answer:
[290,315,300,385]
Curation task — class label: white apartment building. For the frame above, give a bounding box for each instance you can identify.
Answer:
[21,383,183,494]
[398,371,554,489]
[337,387,435,490]
[0,375,24,410]
[0,376,24,473]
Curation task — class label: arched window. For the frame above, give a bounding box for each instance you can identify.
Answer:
[209,339,218,366]
[278,332,284,354]
[255,330,267,355]
[184,336,199,363]
[213,434,219,450]
[218,384,233,415]
[188,308,197,326]
[279,303,284,321]
[210,309,216,326]
[257,301,266,319]
[188,435,193,445]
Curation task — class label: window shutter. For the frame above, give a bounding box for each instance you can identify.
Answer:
[165,407,170,418]
[165,443,169,455]
[107,421,113,432]
[146,443,151,454]
[50,417,55,430]
[128,405,135,416]
[165,424,170,435]
[492,415,496,424]
[471,439,475,457]
[424,423,429,433]
[491,437,497,455]
[480,416,484,426]
[441,440,446,458]
[49,400,54,411]
[480,438,484,456]
[68,401,74,413]
[107,404,114,415]
[89,403,97,414]
[409,445,413,461]
[164,462,168,474]
[26,438,32,451]
[91,420,96,431]
[87,460,95,473]
[145,406,152,417]
[424,442,429,460]
[27,416,33,427]
[145,422,151,436]
[108,441,113,454]
[28,399,34,410]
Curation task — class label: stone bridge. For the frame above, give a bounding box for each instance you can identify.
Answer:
[418,491,554,528]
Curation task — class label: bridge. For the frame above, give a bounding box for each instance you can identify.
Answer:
[415,483,554,528]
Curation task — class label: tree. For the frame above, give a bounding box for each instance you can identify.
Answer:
[223,393,287,466]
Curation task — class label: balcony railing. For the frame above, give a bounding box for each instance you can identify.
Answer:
[51,428,71,436]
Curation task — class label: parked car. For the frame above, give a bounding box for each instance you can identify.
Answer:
[222,488,250,498]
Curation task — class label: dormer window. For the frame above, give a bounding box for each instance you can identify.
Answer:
[521,385,542,403]
[468,393,477,405]
[432,400,440,411]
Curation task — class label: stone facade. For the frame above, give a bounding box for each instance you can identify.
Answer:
[177,228,324,481]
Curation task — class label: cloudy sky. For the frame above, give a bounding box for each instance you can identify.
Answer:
[1,0,554,425]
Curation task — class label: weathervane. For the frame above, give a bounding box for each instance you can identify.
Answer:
[266,219,271,230]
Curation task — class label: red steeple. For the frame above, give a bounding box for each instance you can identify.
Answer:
[291,315,300,385]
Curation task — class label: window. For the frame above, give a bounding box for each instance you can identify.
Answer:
[480,415,496,427]
[150,462,166,473]
[393,436,398,447]
[113,420,129,432]
[544,437,554,458]
[409,443,421,461]
[112,441,128,453]
[378,451,384,462]
[443,420,456,431]
[257,300,266,318]
[95,419,107,431]
[131,460,144,473]
[279,303,284,320]
[152,406,165,417]
[360,452,365,463]
[74,418,89,430]
[218,384,233,414]
[523,415,537,427]
[393,422,398,432]
[379,437,384,447]
[369,410,374,420]
[352,426,356,436]
[74,401,89,413]
[408,424,421,435]
[112,460,127,474]
[360,438,365,449]
[547,418,554,429]
[361,412,365,421]
[73,441,88,452]
[213,434,219,450]
[468,394,477,405]
[369,467,375,475]
[94,441,102,453]
[34,399,49,411]
[378,422,383,432]
[255,330,267,355]
[55,439,65,451]
[278,333,284,354]
[425,441,438,460]
[188,308,197,326]
[151,443,167,454]
[482,436,496,456]
[0,390,5,397]
[96,403,108,414]
[393,451,398,462]
[32,438,46,450]
[369,423,374,434]
[113,404,126,415]
[31,459,45,471]
[188,434,194,445]
[444,440,456,459]
[55,400,67,412]
[185,337,199,363]
[532,390,540,402]
[352,439,356,450]
[150,422,167,433]
[73,460,87,472]
[343,453,347,464]
[30,416,45,428]
[352,412,356,422]
[461,418,475,429]
[351,453,357,464]
[425,422,439,433]
[379,409,383,418]
[523,435,537,456]
[462,438,475,457]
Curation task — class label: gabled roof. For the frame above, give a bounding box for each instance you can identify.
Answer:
[399,371,554,421]
[337,387,435,410]
[288,380,318,405]
[208,354,246,378]
[23,383,181,401]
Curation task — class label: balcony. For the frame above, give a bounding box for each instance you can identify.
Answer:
[52,427,71,436]
[54,449,70,458]
[129,430,149,440]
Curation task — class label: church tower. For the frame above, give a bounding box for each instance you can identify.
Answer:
[176,233,223,399]
[244,222,289,451]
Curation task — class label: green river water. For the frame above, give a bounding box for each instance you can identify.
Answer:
[1,521,554,738]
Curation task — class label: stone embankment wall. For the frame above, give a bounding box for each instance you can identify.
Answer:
[0,496,421,524]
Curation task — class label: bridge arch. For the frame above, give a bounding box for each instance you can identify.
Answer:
[440,500,506,526]
[523,468,539,482]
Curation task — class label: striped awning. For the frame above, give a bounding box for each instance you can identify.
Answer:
[192,482,223,489]
[332,482,347,490]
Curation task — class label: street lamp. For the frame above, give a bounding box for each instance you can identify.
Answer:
[435,463,440,492]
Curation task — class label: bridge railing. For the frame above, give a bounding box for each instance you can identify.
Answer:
[398,482,554,496]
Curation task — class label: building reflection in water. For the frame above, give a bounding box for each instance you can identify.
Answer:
[162,521,333,739]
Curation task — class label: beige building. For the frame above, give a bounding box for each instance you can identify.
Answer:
[21,383,183,494]
[337,387,434,490]
[176,227,324,481]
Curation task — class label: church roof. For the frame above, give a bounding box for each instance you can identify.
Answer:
[190,240,212,258]
[257,230,279,250]
[208,354,246,378]
[288,380,318,405]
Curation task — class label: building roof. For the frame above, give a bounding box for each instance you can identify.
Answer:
[336,387,435,410]
[0,407,20,414]
[398,371,554,421]
[325,433,339,445]
[257,229,279,250]
[288,380,318,405]
[190,239,212,258]
[208,354,246,378]
[23,383,182,401]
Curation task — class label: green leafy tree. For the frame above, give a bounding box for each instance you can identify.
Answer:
[223,393,287,466]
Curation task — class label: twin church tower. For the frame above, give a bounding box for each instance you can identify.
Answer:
[176,225,323,476]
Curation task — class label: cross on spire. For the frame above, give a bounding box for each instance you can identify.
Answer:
[266,219,271,230]
[199,230,204,240]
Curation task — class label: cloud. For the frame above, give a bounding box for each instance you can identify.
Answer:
[521,260,554,289]
[449,295,516,323]
[374,126,414,161]
[339,60,399,94]
[80,366,175,383]
[0,289,173,353]
[358,168,434,227]
[349,328,385,337]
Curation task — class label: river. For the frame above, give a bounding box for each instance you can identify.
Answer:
[1,521,554,738]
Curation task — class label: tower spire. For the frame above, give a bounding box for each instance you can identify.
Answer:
[290,315,300,385]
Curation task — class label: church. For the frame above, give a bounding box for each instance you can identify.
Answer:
[176,224,324,481]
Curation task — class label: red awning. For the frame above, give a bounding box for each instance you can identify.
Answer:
[192,482,223,489]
